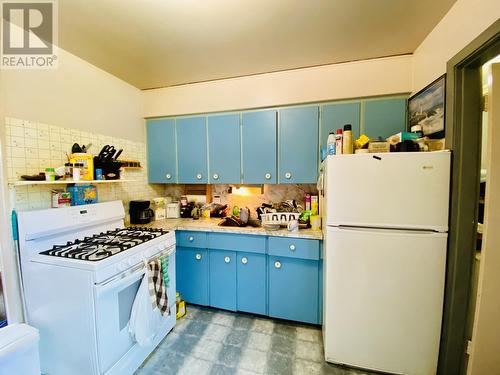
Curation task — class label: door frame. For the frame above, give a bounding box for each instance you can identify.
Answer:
[440,18,500,375]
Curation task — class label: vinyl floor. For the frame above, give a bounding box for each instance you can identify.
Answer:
[135,305,376,375]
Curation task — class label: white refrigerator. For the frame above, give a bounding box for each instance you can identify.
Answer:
[322,151,451,375]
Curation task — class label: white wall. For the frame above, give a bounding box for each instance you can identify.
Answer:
[412,0,500,93]
[2,48,144,142]
[142,55,413,118]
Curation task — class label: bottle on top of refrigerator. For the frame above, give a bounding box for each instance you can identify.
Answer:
[327,132,336,155]
[342,124,353,154]
[335,128,343,155]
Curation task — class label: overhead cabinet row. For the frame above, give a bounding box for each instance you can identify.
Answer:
[147,97,407,184]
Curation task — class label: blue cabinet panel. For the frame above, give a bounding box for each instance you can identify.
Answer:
[146,118,177,183]
[209,250,237,311]
[208,233,266,254]
[176,247,209,306]
[237,252,266,315]
[176,116,208,183]
[268,256,319,324]
[279,106,319,183]
[208,114,241,183]
[268,237,320,260]
[242,110,277,184]
[364,98,407,139]
[321,102,360,150]
[176,231,207,249]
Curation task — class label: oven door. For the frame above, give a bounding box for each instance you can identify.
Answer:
[94,265,146,374]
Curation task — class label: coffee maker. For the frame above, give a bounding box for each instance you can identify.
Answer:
[129,200,154,224]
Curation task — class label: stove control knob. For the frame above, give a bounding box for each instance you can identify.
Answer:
[117,262,127,271]
[158,243,166,251]
[127,258,136,267]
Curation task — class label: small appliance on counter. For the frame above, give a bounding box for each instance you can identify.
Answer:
[152,198,167,220]
[166,201,181,219]
[180,202,194,218]
[129,200,154,224]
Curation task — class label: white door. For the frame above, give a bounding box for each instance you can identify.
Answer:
[324,226,447,374]
[325,152,451,231]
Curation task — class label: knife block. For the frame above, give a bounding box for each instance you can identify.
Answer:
[93,157,122,180]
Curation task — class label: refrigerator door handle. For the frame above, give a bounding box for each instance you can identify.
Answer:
[336,225,446,236]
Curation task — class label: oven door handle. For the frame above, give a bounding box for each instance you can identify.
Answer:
[95,267,146,297]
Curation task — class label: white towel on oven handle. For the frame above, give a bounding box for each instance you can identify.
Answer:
[129,271,162,346]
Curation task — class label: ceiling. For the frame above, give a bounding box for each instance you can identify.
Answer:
[59,0,456,90]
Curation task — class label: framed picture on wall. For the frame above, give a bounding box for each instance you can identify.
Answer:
[408,74,446,138]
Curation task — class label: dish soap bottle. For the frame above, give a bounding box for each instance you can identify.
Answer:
[342,124,353,154]
[327,132,336,155]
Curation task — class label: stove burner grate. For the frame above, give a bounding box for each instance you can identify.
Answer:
[40,227,168,261]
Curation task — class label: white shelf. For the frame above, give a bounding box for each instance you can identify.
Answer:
[8,179,135,186]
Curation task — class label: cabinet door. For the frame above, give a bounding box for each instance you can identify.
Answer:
[176,247,209,306]
[363,98,407,139]
[268,256,319,324]
[146,118,177,183]
[237,252,266,315]
[208,114,241,183]
[321,102,360,150]
[242,110,277,184]
[176,116,208,183]
[209,250,237,311]
[279,106,319,183]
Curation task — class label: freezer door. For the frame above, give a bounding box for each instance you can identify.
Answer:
[323,226,447,374]
[325,152,451,231]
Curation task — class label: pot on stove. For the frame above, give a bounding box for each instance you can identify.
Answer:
[129,200,154,224]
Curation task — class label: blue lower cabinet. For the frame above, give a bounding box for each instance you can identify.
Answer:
[237,252,266,315]
[176,247,209,306]
[268,256,319,324]
[209,250,237,311]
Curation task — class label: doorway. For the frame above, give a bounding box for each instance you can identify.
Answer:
[439,19,500,375]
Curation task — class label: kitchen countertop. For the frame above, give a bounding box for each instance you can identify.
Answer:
[131,218,323,240]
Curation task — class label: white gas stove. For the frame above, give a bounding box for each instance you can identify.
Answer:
[17,201,176,375]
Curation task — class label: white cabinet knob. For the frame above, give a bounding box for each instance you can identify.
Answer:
[195,253,202,261]
[284,172,292,179]
[213,173,219,180]
[196,173,202,180]
[165,173,172,180]
[265,173,272,180]
[274,261,282,269]
[188,236,194,242]
[289,244,296,251]
[224,256,231,263]
[241,257,248,264]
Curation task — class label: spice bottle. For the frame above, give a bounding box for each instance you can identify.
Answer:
[335,128,343,155]
[342,124,353,154]
[73,163,82,181]
[64,163,72,180]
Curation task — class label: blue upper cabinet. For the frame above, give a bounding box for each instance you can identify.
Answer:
[207,114,241,183]
[241,110,277,184]
[278,106,319,183]
[176,116,208,183]
[146,118,177,183]
[321,102,360,150]
[363,98,407,139]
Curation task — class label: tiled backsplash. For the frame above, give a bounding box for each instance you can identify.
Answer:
[4,117,164,212]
